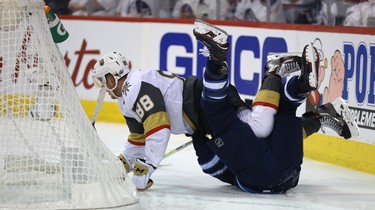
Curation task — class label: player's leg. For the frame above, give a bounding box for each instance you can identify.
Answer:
[254,49,308,116]
[195,19,280,138]
[276,44,322,137]
[302,97,359,139]
[275,44,321,137]
[194,19,229,76]
[192,132,236,185]
[235,46,317,192]
[265,54,304,79]
[246,48,308,137]
[245,44,317,138]
[277,45,359,139]
[193,19,237,134]
[259,48,315,190]
[279,44,320,113]
[238,44,310,138]
[193,20,239,184]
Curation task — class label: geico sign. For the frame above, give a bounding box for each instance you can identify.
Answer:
[159,32,288,98]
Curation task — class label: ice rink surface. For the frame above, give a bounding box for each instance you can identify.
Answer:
[96,122,375,210]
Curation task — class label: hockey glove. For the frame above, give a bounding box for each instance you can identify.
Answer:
[132,158,156,191]
[117,154,131,173]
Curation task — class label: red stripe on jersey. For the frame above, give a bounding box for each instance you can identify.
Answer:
[128,139,145,146]
[144,125,171,138]
[252,102,279,111]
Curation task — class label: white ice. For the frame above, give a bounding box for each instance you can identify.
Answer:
[96,122,375,210]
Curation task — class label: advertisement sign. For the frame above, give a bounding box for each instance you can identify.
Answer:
[57,18,375,145]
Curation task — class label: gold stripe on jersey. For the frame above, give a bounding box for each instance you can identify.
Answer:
[183,112,196,131]
[253,90,280,110]
[143,111,171,138]
[128,132,146,146]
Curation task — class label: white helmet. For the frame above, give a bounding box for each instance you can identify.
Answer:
[92,51,130,90]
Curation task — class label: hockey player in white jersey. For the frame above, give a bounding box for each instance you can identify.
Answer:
[92,51,248,190]
[92,52,191,190]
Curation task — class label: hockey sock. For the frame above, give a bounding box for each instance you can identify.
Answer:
[284,76,307,102]
[203,60,229,101]
[253,75,281,112]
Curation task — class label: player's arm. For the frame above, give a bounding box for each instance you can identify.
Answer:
[119,116,146,173]
[132,82,171,190]
[134,82,171,167]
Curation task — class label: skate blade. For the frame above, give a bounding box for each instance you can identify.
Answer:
[306,43,318,88]
[267,52,301,61]
[194,19,227,35]
[332,97,360,137]
[194,19,228,43]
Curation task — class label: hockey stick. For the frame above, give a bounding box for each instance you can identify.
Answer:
[11,119,59,173]
[91,87,106,127]
[12,119,39,159]
[163,140,193,158]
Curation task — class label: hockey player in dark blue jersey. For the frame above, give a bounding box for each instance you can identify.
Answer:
[191,19,360,193]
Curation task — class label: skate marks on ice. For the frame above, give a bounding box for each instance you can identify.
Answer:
[96,122,375,210]
[139,184,335,210]
[140,158,373,210]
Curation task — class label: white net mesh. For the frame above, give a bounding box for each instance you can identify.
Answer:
[0,0,138,209]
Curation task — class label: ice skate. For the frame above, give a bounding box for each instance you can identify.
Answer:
[303,97,359,139]
[332,97,360,138]
[298,43,320,94]
[265,54,304,78]
[193,19,228,75]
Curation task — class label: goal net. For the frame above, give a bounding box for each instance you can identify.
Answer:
[0,0,139,209]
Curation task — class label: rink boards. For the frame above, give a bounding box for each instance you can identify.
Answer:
[54,17,375,175]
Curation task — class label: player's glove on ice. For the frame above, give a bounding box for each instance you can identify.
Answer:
[118,154,131,173]
[132,158,155,191]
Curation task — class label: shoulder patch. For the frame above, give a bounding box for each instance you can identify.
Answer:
[122,81,131,96]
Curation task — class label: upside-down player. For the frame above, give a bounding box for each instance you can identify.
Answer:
[192,19,360,193]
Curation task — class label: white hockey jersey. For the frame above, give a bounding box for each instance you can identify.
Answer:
[117,69,194,168]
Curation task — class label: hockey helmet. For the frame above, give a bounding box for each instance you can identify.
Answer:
[92,51,130,88]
